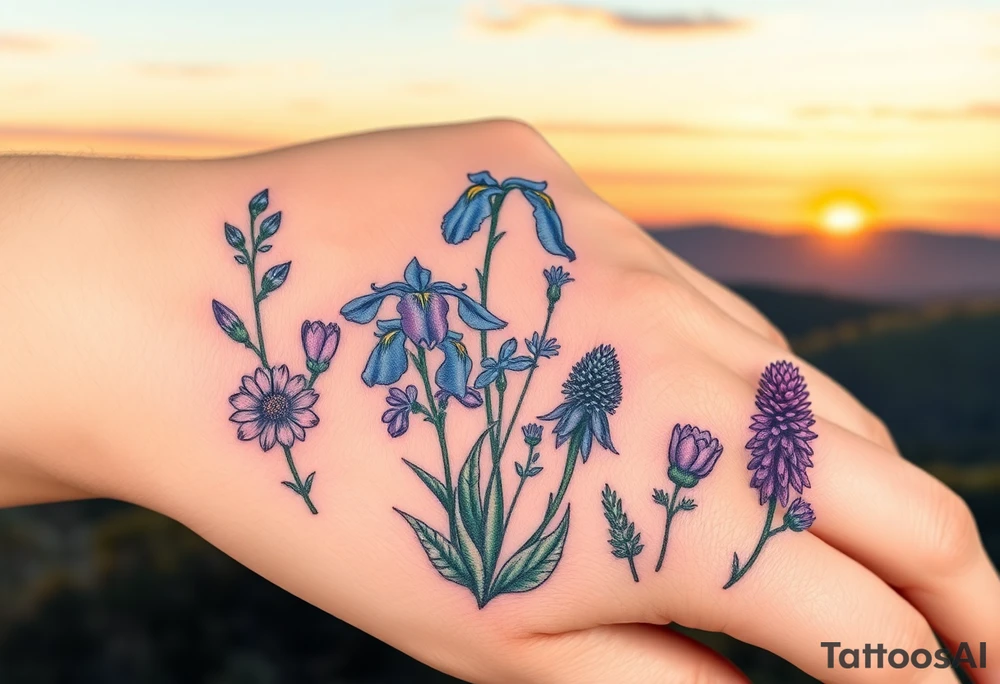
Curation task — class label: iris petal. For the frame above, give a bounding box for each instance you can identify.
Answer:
[431,282,506,330]
[341,284,409,323]
[521,189,576,261]
[435,337,473,397]
[441,185,503,244]
[403,257,432,290]
[361,329,409,387]
[500,177,547,192]
[468,171,500,186]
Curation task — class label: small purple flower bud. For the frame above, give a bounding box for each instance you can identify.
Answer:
[522,423,543,447]
[784,498,815,532]
[543,266,574,303]
[667,423,723,488]
[302,320,341,374]
[212,300,250,344]
[397,292,449,349]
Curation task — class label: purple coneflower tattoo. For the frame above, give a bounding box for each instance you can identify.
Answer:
[725,361,818,588]
[211,189,339,514]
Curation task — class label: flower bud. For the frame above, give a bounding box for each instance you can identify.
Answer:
[522,423,543,447]
[783,498,815,532]
[302,320,341,374]
[212,300,250,344]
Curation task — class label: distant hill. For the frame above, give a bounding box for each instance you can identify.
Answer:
[653,225,1000,303]
[730,285,890,339]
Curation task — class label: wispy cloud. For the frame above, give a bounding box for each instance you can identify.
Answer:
[0,32,83,53]
[469,2,747,36]
[797,102,1000,122]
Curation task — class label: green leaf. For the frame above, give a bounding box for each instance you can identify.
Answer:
[457,425,493,552]
[303,472,316,493]
[678,497,697,511]
[234,254,248,265]
[249,189,269,219]
[394,508,471,588]
[652,488,670,506]
[281,481,300,494]
[481,459,505,586]
[514,462,524,477]
[451,501,485,602]
[258,244,272,252]
[402,459,449,511]
[491,505,571,596]
[258,212,282,241]
[527,466,543,476]
[731,552,740,576]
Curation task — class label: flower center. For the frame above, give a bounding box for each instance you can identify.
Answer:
[262,393,290,420]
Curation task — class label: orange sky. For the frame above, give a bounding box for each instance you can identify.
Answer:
[2,1,999,234]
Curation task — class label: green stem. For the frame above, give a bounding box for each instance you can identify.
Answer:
[246,215,269,368]
[306,370,319,389]
[282,446,317,515]
[515,429,580,554]
[498,302,555,457]
[628,555,639,583]
[416,348,454,512]
[478,191,509,462]
[724,497,780,589]
[502,445,534,533]
[654,482,683,572]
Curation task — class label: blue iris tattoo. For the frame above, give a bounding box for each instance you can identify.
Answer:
[340,257,505,399]
[342,171,623,608]
[441,171,575,261]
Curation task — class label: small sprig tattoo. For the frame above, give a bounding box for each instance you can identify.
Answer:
[725,361,818,588]
[212,189,340,514]
[602,485,643,582]
[653,424,723,572]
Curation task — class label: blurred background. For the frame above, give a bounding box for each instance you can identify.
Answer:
[1,1,998,682]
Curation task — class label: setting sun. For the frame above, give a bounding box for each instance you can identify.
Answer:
[821,201,867,235]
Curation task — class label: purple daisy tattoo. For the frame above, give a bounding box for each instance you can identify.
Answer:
[229,365,319,451]
[212,189,339,514]
[725,360,818,589]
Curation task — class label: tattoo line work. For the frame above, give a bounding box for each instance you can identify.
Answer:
[212,189,340,514]
[652,424,723,572]
[725,361,817,588]
[602,485,644,583]
[340,172,622,607]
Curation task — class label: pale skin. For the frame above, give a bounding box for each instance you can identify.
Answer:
[1,121,998,683]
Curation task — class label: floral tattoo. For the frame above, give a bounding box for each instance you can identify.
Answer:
[725,361,818,588]
[652,424,723,572]
[340,172,622,607]
[211,189,340,515]
[602,485,644,583]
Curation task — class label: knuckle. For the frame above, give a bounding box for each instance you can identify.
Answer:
[917,480,979,572]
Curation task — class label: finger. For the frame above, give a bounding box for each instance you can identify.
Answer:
[517,623,747,684]
[669,528,959,683]
[661,249,791,350]
[710,327,899,452]
[807,418,1000,681]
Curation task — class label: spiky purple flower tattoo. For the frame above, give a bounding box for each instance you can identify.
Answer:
[746,361,818,507]
[725,360,818,589]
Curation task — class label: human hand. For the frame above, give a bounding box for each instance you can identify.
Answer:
[1,121,996,683]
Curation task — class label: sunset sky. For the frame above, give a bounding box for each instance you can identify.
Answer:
[2,0,999,234]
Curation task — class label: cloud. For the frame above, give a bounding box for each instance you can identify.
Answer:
[469,2,747,36]
[0,32,82,53]
[797,102,1000,122]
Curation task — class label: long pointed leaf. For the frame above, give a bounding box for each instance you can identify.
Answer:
[394,508,471,588]
[452,502,486,602]
[402,459,449,512]
[457,425,493,552]
[481,460,505,590]
[491,506,571,597]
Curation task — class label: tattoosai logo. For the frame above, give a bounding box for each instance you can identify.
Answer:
[822,642,986,670]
